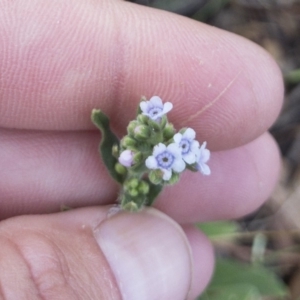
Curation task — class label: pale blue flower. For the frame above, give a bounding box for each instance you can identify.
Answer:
[145,143,185,180]
[196,142,211,175]
[118,150,133,167]
[140,96,173,121]
[173,128,199,164]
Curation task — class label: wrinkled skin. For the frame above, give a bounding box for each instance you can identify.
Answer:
[0,0,283,299]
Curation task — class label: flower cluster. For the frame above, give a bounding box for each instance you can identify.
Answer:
[92,96,211,211]
[118,96,210,183]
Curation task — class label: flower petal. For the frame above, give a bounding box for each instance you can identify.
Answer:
[198,163,211,175]
[183,128,195,140]
[153,143,166,157]
[145,156,158,169]
[172,158,186,173]
[191,140,200,152]
[173,133,182,144]
[167,143,181,158]
[162,169,172,180]
[201,149,211,163]
[162,102,173,114]
[140,101,148,113]
[150,96,163,108]
[183,152,196,164]
[199,141,207,151]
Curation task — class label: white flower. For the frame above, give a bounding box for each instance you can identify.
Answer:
[118,150,133,167]
[195,142,211,175]
[145,143,185,180]
[173,128,199,164]
[140,96,173,121]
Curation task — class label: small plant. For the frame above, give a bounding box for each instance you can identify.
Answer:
[91,96,211,211]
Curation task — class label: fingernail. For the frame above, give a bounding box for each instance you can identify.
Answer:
[93,208,192,300]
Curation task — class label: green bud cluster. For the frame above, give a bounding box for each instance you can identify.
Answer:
[113,99,181,210]
[117,108,172,171]
[124,178,149,197]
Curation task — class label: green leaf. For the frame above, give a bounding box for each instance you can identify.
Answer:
[199,284,261,300]
[197,221,240,240]
[192,0,230,22]
[91,109,123,184]
[145,180,163,206]
[206,259,288,298]
[284,68,300,84]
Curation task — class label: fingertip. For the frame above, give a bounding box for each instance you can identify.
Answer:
[179,30,284,150]
[183,225,214,300]
[0,0,284,145]
[94,207,193,300]
[111,6,284,149]
[0,206,197,300]
[241,132,281,215]
[156,132,281,223]
[228,36,284,146]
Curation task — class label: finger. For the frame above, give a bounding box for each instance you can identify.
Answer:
[0,130,279,223]
[0,0,283,149]
[183,225,214,300]
[157,132,281,223]
[0,129,118,218]
[0,206,213,300]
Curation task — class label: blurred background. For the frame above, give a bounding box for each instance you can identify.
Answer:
[127,1,300,299]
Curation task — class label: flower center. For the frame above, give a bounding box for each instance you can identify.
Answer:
[179,139,191,155]
[148,107,162,118]
[156,151,174,169]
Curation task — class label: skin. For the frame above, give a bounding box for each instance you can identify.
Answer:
[0,0,283,299]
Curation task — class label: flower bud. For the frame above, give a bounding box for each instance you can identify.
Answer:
[133,152,143,165]
[122,201,139,211]
[127,178,139,189]
[149,170,163,185]
[140,95,147,102]
[112,144,119,158]
[166,172,180,185]
[137,114,149,125]
[148,118,160,131]
[118,150,134,167]
[163,123,176,140]
[128,188,139,197]
[127,120,139,136]
[121,136,137,149]
[115,163,127,175]
[160,115,167,129]
[124,178,140,198]
[133,125,151,140]
[138,181,150,195]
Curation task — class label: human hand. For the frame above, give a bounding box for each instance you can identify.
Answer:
[0,0,283,299]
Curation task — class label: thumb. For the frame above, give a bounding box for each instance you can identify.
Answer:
[0,207,193,299]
